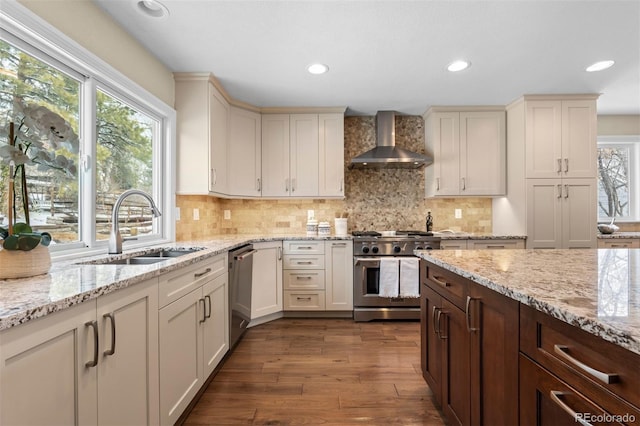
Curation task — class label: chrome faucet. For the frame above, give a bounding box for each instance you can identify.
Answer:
[108,189,162,254]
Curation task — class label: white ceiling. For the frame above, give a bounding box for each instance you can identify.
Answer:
[93,0,640,116]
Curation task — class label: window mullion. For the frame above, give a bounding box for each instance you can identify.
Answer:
[81,77,97,248]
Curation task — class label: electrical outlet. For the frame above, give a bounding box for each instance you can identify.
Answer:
[308,210,315,220]
[193,208,200,220]
[175,207,180,221]
[224,210,231,220]
[454,209,462,219]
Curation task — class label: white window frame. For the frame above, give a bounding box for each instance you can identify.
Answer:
[597,136,640,223]
[1,1,176,260]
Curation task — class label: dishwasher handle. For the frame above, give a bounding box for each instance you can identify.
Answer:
[234,249,257,261]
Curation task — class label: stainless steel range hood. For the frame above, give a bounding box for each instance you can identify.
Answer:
[349,111,432,169]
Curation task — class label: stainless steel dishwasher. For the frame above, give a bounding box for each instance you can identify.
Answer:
[228,244,256,349]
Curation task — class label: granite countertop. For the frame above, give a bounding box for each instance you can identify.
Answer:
[416,248,640,355]
[598,231,640,239]
[434,232,527,240]
[0,234,350,331]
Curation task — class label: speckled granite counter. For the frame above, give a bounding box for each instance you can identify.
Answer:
[598,231,640,239]
[416,248,640,355]
[0,234,350,331]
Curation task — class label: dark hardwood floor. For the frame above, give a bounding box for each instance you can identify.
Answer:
[183,318,446,425]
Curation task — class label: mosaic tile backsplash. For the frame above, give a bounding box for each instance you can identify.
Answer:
[176,115,493,240]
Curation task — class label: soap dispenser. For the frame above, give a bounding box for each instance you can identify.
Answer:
[426,211,433,232]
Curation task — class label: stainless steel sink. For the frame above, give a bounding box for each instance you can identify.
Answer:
[81,247,204,265]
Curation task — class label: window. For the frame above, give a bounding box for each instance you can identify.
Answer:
[1,4,175,257]
[597,137,640,222]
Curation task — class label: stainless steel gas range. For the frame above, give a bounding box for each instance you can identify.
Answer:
[352,231,441,321]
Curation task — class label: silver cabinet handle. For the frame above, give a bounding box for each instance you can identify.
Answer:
[553,345,618,384]
[277,246,283,260]
[436,310,447,339]
[103,312,116,356]
[608,244,629,248]
[291,178,296,192]
[461,177,466,191]
[85,320,99,368]
[549,391,593,426]
[557,158,562,173]
[557,184,562,198]
[296,275,314,280]
[285,178,289,192]
[211,168,217,185]
[194,268,212,278]
[257,178,261,192]
[296,261,313,265]
[564,184,569,199]
[485,245,505,249]
[298,246,314,250]
[436,177,440,191]
[431,306,440,337]
[564,158,569,173]
[332,242,347,247]
[431,275,450,288]
[465,296,478,333]
[199,298,206,324]
[204,295,212,319]
[339,178,344,192]
[296,297,312,301]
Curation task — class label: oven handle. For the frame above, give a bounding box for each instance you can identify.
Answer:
[354,256,407,267]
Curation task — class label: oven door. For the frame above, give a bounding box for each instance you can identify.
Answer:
[353,256,420,308]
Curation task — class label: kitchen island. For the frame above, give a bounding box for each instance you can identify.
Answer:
[417,248,640,425]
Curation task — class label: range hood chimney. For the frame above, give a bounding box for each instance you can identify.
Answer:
[349,111,432,169]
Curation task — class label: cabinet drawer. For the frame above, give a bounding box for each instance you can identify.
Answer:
[283,255,325,270]
[467,239,525,249]
[158,254,227,308]
[597,239,640,249]
[440,240,468,250]
[284,291,325,310]
[520,305,640,410]
[284,270,325,290]
[283,240,325,254]
[425,263,468,308]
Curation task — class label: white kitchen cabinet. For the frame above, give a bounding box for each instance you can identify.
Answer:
[324,241,353,311]
[251,241,283,321]
[175,74,229,196]
[525,99,597,179]
[466,239,525,249]
[526,178,597,249]
[425,108,505,197]
[597,238,640,248]
[283,239,326,311]
[440,240,469,250]
[228,106,262,197]
[158,254,228,425]
[0,278,159,426]
[262,112,345,198]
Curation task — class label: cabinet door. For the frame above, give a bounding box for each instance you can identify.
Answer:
[432,112,461,195]
[251,241,283,319]
[202,274,229,378]
[526,100,563,178]
[468,283,519,426]
[561,100,597,178]
[562,179,597,249]
[97,278,159,426]
[459,111,505,195]
[526,179,563,249]
[325,241,353,310]
[159,288,203,426]
[0,301,97,426]
[318,113,345,197]
[441,298,471,426]
[290,114,319,196]
[420,284,443,406]
[209,85,228,194]
[228,106,262,196]
[261,114,290,196]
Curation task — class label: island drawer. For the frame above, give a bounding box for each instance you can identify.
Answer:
[520,304,640,411]
[284,270,325,290]
[424,263,468,308]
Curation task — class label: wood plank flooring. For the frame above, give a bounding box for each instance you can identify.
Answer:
[183,318,445,425]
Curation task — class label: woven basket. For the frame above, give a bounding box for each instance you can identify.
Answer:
[0,244,52,280]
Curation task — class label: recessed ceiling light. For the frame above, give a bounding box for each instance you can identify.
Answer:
[136,0,169,19]
[307,63,329,75]
[447,60,471,72]
[586,60,615,72]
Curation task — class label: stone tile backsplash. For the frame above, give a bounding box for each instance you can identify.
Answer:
[176,115,493,240]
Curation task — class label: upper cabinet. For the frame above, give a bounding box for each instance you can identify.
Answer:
[525,100,597,179]
[424,107,506,197]
[262,112,344,198]
[175,74,229,196]
[175,73,345,199]
[228,106,262,197]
